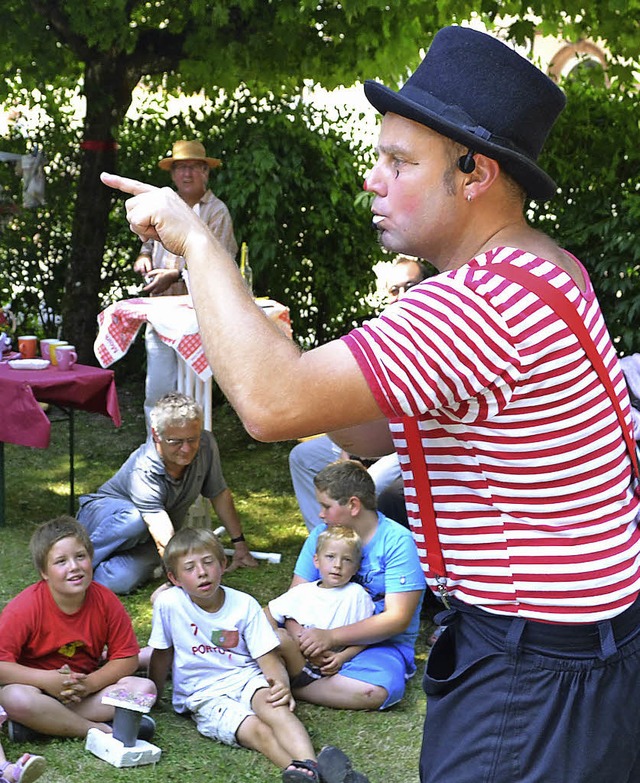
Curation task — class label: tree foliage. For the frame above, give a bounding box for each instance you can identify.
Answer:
[0,85,383,353]
[531,78,640,354]
[0,0,639,361]
[0,0,459,361]
[114,89,385,348]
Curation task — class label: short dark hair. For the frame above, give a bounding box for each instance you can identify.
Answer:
[30,515,94,574]
[313,460,377,511]
[393,256,429,282]
[163,527,226,575]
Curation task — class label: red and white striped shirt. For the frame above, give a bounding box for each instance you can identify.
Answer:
[343,247,640,623]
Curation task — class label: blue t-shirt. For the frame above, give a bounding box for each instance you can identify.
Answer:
[294,513,425,650]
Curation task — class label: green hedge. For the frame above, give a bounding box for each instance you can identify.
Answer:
[2,78,639,355]
[0,85,383,354]
[532,78,640,354]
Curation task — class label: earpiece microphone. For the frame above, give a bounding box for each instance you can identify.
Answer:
[458,150,476,174]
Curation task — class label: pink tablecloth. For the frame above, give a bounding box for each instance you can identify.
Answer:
[94,295,293,380]
[0,363,121,448]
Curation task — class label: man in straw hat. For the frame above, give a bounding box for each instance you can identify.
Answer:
[102,25,640,781]
[133,139,238,427]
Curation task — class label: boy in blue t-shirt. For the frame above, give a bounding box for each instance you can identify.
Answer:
[291,460,425,710]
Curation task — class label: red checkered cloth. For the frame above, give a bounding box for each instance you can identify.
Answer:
[95,296,292,381]
[255,298,293,340]
[95,296,212,381]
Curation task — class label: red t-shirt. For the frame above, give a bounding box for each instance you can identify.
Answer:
[0,581,139,673]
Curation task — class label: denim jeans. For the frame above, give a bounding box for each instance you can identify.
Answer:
[77,496,160,594]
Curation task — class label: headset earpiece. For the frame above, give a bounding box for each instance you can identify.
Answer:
[458,150,476,174]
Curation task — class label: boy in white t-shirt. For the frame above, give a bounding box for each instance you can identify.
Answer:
[265,527,375,686]
[148,528,322,783]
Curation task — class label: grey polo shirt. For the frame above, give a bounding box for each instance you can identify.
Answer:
[83,431,227,528]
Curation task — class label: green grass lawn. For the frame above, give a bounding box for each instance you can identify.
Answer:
[1,377,429,782]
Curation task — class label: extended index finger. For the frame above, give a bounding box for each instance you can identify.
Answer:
[100,171,158,197]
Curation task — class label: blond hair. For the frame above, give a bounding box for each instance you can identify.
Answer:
[316,525,363,562]
[163,527,226,575]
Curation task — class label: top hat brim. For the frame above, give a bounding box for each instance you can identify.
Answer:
[364,80,558,201]
[158,156,222,171]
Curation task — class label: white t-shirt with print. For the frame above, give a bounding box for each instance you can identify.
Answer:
[149,584,279,713]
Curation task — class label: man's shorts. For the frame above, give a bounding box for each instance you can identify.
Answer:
[189,673,269,746]
[339,642,416,710]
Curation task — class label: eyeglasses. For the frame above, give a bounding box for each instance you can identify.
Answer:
[172,162,206,173]
[388,280,420,298]
[162,436,201,447]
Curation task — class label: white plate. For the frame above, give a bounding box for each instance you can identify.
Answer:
[8,358,51,370]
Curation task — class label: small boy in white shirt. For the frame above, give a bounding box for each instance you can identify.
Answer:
[148,527,322,783]
[265,526,375,686]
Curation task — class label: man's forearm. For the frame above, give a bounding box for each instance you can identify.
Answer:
[100,173,383,441]
[209,491,254,564]
[185,230,304,439]
[142,512,175,557]
[210,489,243,539]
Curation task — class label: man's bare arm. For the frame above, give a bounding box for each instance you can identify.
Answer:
[329,420,396,459]
[141,510,175,558]
[101,173,385,442]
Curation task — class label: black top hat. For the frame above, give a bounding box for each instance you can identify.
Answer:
[364,26,566,200]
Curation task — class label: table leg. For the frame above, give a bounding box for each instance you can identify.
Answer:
[176,356,212,431]
[0,441,4,527]
[69,408,75,515]
[51,405,76,516]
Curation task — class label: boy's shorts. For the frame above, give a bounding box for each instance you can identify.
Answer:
[190,672,269,746]
[338,642,415,710]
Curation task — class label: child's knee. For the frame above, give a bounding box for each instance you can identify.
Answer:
[353,683,387,709]
[115,676,157,699]
[237,714,274,752]
[1,683,43,715]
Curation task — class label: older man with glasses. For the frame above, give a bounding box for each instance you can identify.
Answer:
[77,392,256,594]
[385,256,429,302]
[133,140,239,429]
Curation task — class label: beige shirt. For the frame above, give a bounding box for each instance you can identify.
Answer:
[138,189,238,297]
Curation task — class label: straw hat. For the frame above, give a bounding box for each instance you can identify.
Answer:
[158,140,222,171]
[364,26,566,200]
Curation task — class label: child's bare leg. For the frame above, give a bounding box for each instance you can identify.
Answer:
[1,684,109,738]
[137,646,152,674]
[293,673,387,710]
[274,629,307,677]
[248,688,315,765]
[236,714,294,768]
[71,675,156,722]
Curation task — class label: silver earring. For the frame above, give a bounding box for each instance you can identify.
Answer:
[466,194,472,203]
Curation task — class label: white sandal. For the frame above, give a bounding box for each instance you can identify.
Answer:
[0,755,46,783]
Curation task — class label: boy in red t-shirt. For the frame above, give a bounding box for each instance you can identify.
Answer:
[0,516,156,741]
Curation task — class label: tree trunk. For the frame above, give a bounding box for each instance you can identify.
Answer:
[62,54,138,364]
